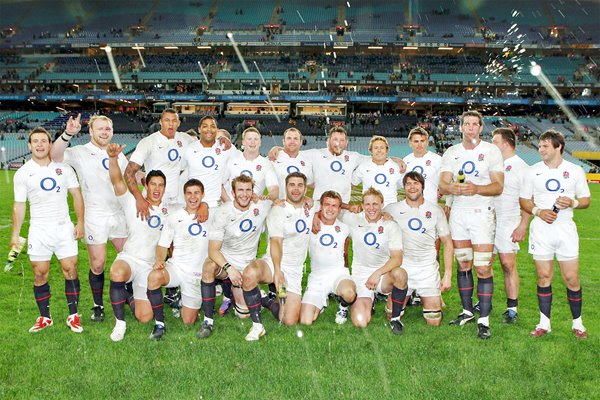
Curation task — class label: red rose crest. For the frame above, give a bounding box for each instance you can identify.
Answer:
[215,148,221,155]
[253,208,259,216]
[256,164,262,171]
[55,168,62,176]
[344,154,349,162]
[378,226,384,234]
[177,140,183,148]
[304,209,310,217]
[300,160,305,166]
[478,154,484,161]
[162,207,168,215]
[563,171,570,179]
[505,165,512,172]
[426,160,431,166]
[425,211,432,219]
[389,168,395,175]
[335,225,341,233]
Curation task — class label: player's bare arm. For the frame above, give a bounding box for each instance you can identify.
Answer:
[124,160,151,220]
[439,233,454,292]
[69,187,85,240]
[107,144,128,197]
[10,201,26,249]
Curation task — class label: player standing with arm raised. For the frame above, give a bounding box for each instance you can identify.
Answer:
[12,127,85,333]
[50,114,128,322]
[438,111,504,339]
[519,130,590,339]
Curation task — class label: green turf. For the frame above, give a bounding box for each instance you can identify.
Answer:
[0,169,598,399]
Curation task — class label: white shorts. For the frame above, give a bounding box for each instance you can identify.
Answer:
[402,260,441,298]
[494,215,521,254]
[449,207,496,245]
[165,261,202,309]
[302,268,352,310]
[529,218,579,261]
[83,212,127,245]
[27,221,78,262]
[352,266,387,300]
[115,252,153,301]
[261,255,304,295]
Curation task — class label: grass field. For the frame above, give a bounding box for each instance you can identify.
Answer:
[0,169,598,399]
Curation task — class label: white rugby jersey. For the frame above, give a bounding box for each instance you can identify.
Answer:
[208,200,272,269]
[308,220,350,274]
[14,160,79,225]
[494,154,529,218]
[271,151,314,200]
[340,212,403,270]
[520,159,590,224]
[403,151,442,204]
[158,208,209,273]
[385,200,450,266]
[119,192,170,262]
[352,158,403,207]
[225,151,278,197]
[63,142,127,217]
[129,130,195,205]
[265,202,315,268]
[180,140,232,207]
[440,141,504,209]
[304,148,368,203]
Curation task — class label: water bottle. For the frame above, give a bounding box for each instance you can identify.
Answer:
[457,169,465,183]
[5,237,26,272]
[552,203,560,213]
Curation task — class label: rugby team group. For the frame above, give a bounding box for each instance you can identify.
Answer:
[10,108,590,342]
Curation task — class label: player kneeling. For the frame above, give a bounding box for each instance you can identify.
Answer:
[342,188,409,334]
[385,172,454,327]
[299,191,357,326]
[146,179,210,340]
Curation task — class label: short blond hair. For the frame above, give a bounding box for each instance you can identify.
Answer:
[368,135,389,152]
[362,187,384,204]
[242,127,261,140]
[408,127,429,141]
[88,115,113,131]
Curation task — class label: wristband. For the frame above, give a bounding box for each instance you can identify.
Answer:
[60,134,70,142]
[572,199,579,209]
[531,207,540,217]
[63,131,74,137]
[222,262,231,271]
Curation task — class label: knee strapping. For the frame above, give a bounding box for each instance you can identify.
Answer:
[454,248,473,262]
[423,309,443,321]
[473,251,493,268]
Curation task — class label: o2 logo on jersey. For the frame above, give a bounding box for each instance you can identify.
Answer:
[240,169,253,178]
[319,233,338,248]
[411,165,427,179]
[202,156,218,171]
[407,217,426,233]
[40,177,60,192]
[287,165,300,174]
[330,161,345,175]
[545,179,564,193]
[102,157,109,171]
[147,215,162,229]
[167,148,180,162]
[461,161,479,177]
[295,219,309,234]
[239,218,257,233]
[188,222,207,237]
[363,232,380,249]
[374,173,390,187]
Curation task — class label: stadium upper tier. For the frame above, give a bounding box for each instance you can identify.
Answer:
[1,1,598,48]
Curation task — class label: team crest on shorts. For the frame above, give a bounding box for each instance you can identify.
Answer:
[177,140,183,148]
[215,148,221,155]
[378,226,384,234]
[478,154,484,161]
[344,154,349,162]
[55,168,62,176]
[253,208,259,216]
[563,171,570,179]
[256,164,262,171]
[505,165,512,172]
[389,168,395,174]
[425,211,432,219]
[426,160,431,166]
[335,225,341,233]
